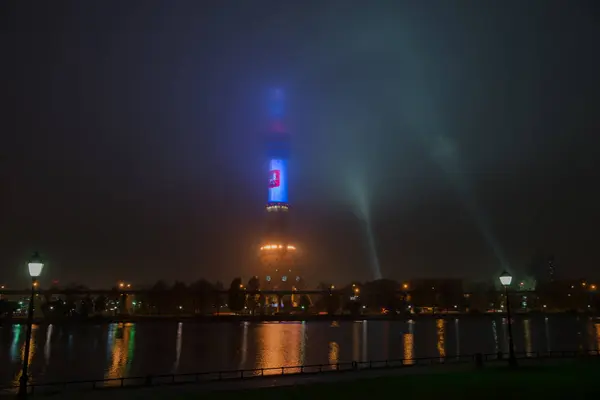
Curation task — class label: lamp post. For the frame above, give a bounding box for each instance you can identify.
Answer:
[499,271,517,367]
[19,252,44,397]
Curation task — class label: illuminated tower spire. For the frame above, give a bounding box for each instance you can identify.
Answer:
[268,88,286,133]
[258,88,301,292]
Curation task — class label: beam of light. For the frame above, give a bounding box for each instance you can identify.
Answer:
[348,171,383,280]
[427,134,508,269]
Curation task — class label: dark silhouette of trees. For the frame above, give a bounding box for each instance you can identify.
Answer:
[94,295,107,313]
[299,295,311,312]
[247,276,260,291]
[0,299,17,318]
[228,278,246,313]
[172,281,189,312]
[317,282,333,291]
[246,276,260,315]
[189,279,215,314]
[63,283,89,316]
[149,280,169,315]
[362,279,403,313]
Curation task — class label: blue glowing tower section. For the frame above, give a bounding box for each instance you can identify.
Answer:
[259,89,302,291]
[265,88,291,207]
[268,159,288,203]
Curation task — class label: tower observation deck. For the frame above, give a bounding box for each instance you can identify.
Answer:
[258,89,302,290]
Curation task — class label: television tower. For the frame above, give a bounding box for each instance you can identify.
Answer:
[258,89,301,291]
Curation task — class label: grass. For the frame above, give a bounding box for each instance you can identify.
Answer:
[214,361,600,399]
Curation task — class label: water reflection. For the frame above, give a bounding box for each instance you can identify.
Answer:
[454,318,460,357]
[544,317,551,352]
[586,320,596,352]
[491,320,499,353]
[501,318,509,353]
[436,319,446,359]
[173,322,182,372]
[576,317,583,351]
[352,322,360,362]
[13,324,38,385]
[239,322,248,368]
[523,319,532,355]
[403,320,414,365]
[2,318,598,386]
[44,325,53,365]
[362,321,368,362]
[104,323,136,384]
[382,321,389,358]
[10,324,22,362]
[255,323,306,375]
[328,342,339,365]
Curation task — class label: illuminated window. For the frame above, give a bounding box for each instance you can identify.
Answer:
[282,276,287,282]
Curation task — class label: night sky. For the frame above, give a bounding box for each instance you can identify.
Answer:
[2,1,599,288]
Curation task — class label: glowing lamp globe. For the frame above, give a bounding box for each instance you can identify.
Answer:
[499,271,512,287]
[28,253,44,278]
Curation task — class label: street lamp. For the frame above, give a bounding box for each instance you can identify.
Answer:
[499,271,517,367]
[19,252,44,397]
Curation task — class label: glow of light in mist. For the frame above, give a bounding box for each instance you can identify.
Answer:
[429,134,508,269]
[348,173,383,280]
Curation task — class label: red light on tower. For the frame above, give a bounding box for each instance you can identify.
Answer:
[268,170,281,188]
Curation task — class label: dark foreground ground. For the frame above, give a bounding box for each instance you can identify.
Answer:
[225,361,600,399]
[22,358,600,399]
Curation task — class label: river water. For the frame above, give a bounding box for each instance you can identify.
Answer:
[1,315,599,386]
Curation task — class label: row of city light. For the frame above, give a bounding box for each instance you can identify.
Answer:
[265,204,289,212]
[260,244,296,251]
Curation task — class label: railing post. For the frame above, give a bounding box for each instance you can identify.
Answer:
[145,375,153,386]
[281,367,284,375]
[240,370,244,379]
[120,378,124,387]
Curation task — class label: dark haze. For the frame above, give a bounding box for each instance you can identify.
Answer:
[2,1,599,287]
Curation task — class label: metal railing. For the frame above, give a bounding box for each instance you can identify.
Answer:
[2,349,599,395]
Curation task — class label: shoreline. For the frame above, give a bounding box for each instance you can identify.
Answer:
[2,311,598,325]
